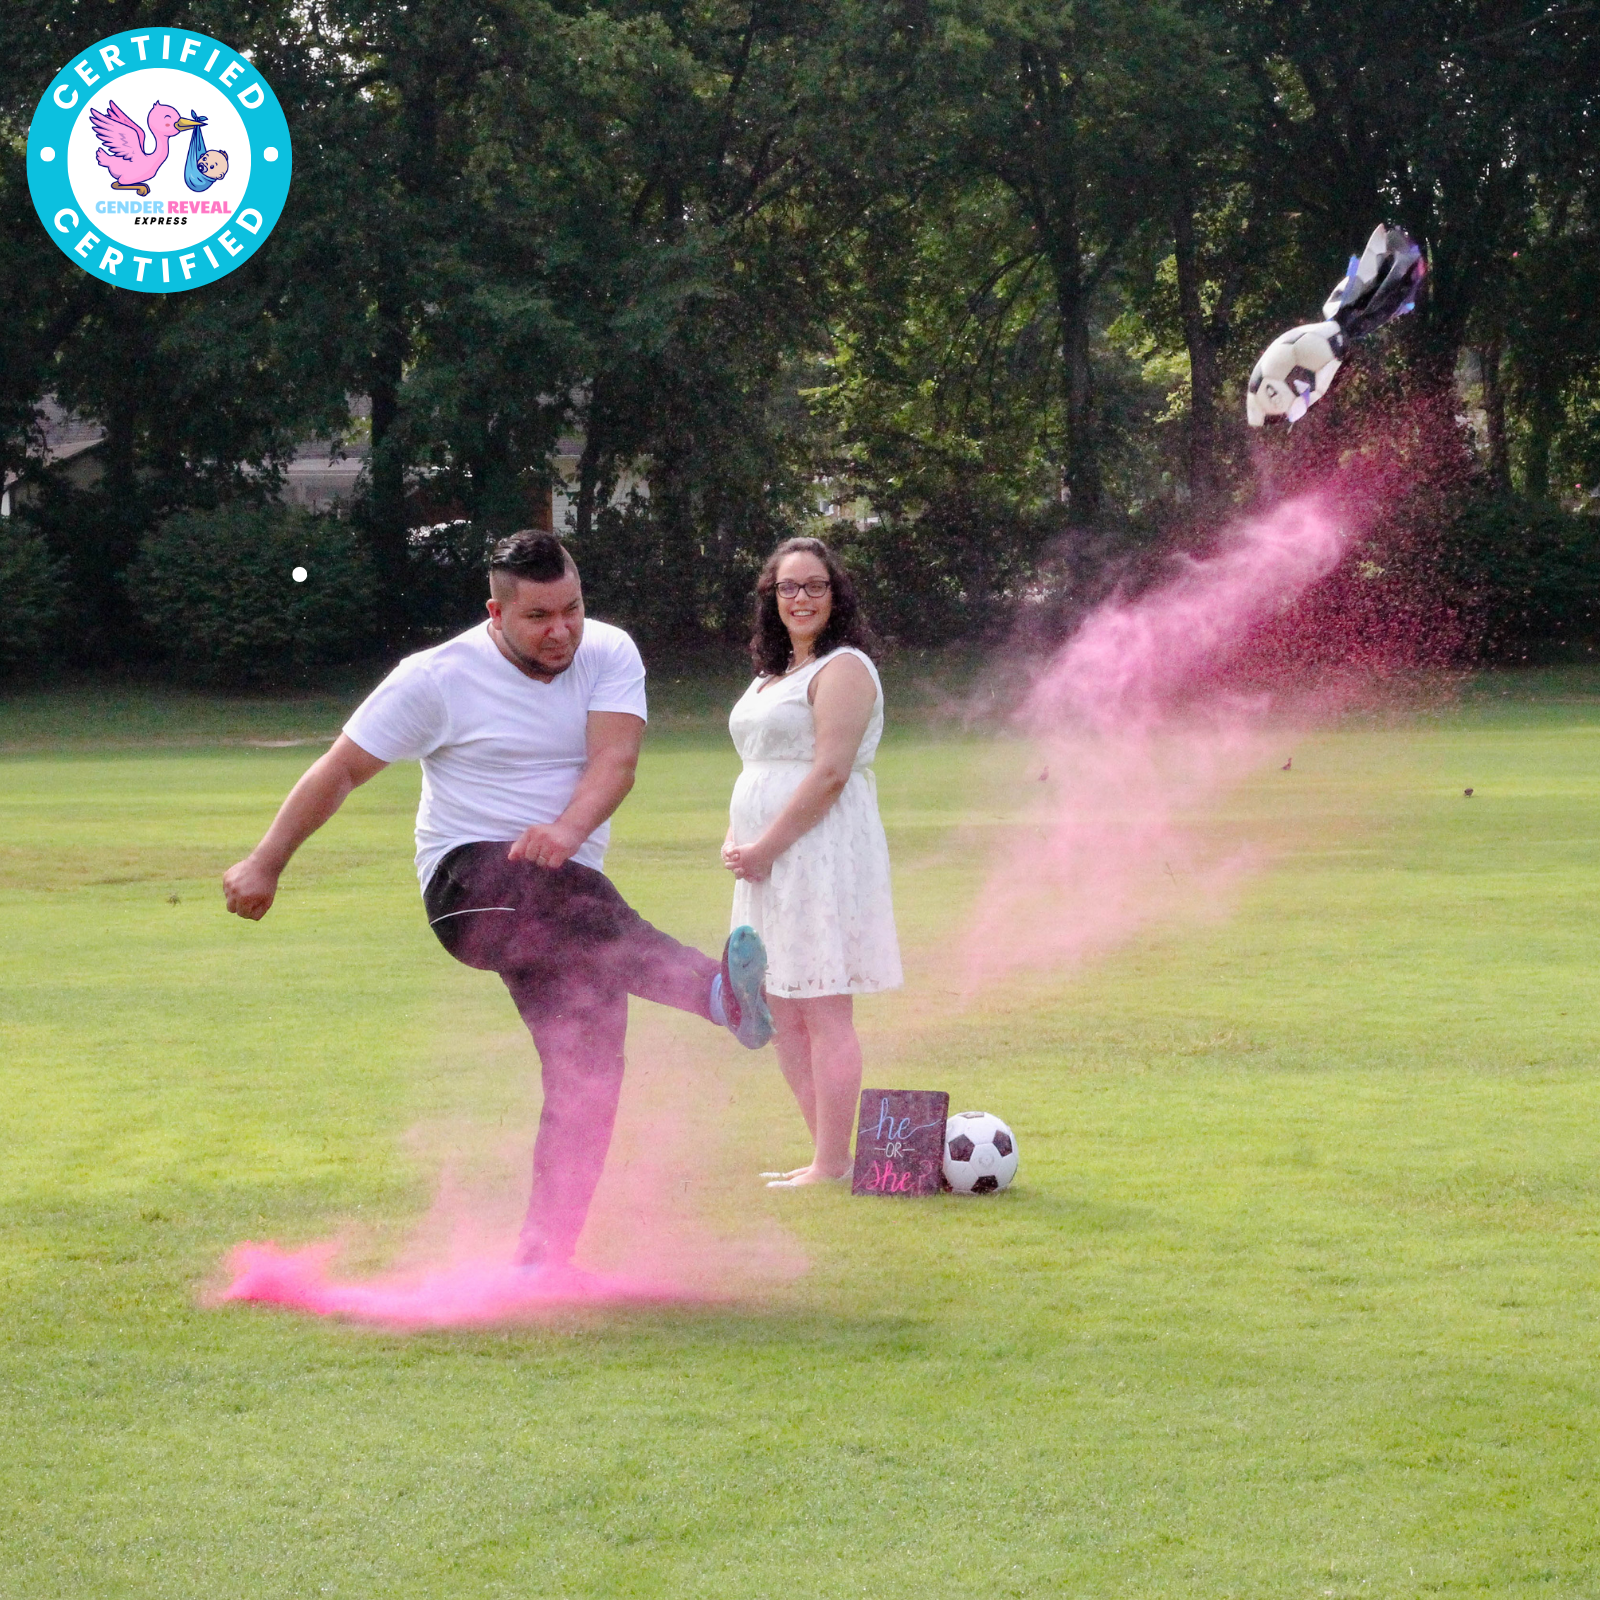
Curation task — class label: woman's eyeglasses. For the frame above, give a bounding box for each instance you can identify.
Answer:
[775,579,831,599]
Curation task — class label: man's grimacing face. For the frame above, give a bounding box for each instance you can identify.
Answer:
[486,569,585,677]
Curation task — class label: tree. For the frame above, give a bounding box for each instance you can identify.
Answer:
[1501,199,1600,499]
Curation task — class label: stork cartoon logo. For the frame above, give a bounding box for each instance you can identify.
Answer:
[28,30,292,293]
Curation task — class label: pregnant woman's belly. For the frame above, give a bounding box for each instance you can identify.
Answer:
[730,760,808,836]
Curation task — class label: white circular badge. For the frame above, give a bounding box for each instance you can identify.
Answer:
[28,29,293,293]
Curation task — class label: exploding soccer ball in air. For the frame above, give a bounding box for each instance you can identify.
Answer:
[943,1110,1018,1195]
[1246,320,1347,426]
[1321,223,1426,339]
[1246,222,1427,426]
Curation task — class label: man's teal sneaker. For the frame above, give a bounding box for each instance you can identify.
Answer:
[710,925,773,1049]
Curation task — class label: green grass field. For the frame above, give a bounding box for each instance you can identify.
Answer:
[4,671,1600,1598]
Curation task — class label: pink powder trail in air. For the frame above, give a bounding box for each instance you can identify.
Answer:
[962,432,1463,991]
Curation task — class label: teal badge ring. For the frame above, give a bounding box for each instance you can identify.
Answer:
[27,29,292,293]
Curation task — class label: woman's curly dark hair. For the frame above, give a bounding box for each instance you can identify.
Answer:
[749,537,878,677]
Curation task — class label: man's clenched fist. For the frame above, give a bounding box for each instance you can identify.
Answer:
[223,856,281,920]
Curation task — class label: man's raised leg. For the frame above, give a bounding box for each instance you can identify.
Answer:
[430,846,769,1044]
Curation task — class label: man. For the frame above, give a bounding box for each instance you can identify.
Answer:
[223,531,771,1273]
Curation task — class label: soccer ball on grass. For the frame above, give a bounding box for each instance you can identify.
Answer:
[943,1111,1019,1194]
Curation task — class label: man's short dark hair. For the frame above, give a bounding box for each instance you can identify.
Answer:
[489,531,578,587]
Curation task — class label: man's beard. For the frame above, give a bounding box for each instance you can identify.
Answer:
[502,631,575,678]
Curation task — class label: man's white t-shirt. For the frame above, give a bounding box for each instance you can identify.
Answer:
[343,620,647,889]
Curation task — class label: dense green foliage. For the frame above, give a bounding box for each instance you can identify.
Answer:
[6,677,1600,1593]
[1444,496,1600,655]
[0,1,1596,671]
[128,505,377,684]
[0,521,66,673]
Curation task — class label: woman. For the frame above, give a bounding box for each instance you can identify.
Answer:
[722,537,903,1187]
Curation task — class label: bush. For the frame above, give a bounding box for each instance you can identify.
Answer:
[1443,494,1600,656]
[0,521,68,676]
[406,521,497,642]
[127,505,377,685]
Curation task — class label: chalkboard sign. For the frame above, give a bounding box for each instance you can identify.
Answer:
[851,1088,950,1197]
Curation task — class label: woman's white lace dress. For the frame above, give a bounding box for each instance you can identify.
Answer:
[728,646,903,998]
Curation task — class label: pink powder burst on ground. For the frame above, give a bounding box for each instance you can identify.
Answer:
[217,1240,701,1328]
[213,1009,808,1331]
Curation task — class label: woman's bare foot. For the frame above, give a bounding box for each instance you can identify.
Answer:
[758,1165,812,1180]
[765,1161,852,1189]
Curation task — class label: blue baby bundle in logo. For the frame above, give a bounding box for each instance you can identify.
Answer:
[27,29,293,293]
[183,110,224,192]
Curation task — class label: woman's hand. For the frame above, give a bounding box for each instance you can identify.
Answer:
[722,840,776,882]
